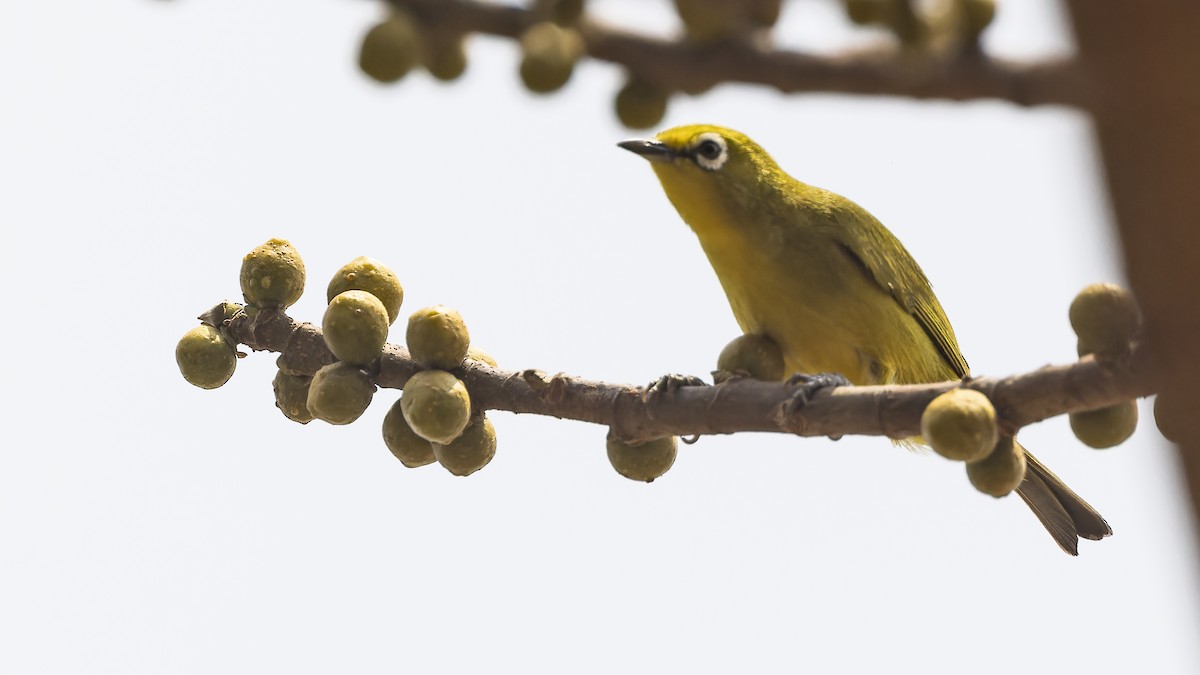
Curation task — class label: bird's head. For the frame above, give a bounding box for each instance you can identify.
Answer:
[619,124,787,232]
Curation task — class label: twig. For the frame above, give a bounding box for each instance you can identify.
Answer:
[218,303,1159,444]
[380,0,1088,107]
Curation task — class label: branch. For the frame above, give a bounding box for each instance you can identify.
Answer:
[382,0,1088,107]
[220,304,1158,444]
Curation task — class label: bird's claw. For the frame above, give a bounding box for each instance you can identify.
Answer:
[783,372,850,416]
[644,373,708,402]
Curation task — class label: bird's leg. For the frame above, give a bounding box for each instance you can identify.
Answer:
[783,372,850,416]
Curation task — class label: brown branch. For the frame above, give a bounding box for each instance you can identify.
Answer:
[381,0,1087,107]
[217,303,1159,444]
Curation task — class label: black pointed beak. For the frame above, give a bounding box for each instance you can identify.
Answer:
[618,139,675,163]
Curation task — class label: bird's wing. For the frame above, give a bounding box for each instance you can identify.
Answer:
[829,202,971,380]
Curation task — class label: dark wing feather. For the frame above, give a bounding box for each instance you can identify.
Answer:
[829,200,970,379]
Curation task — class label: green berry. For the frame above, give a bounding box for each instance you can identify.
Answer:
[466,346,498,367]
[965,437,1025,498]
[326,256,404,325]
[961,0,996,37]
[519,22,583,93]
[307,362,376,425]
[1070,401,1138,449]
[273,370,314,424]
[406,305,470,370]
[1153,393,1184,444]
[921,389,999,463]
[434,415,497,476]
[401,370,472,444]
[323,290,390,366]
[176,325,237,389]
[716,334,785,382]
[615,77,669,130]
[359,12,422,84]
[606,431,677,482]
[383,397,436,467]
[240,238,305,309]
[424,34,468,81]
[1069,283,1139,357]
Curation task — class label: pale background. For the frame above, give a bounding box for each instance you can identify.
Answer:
[2,1,1197,673]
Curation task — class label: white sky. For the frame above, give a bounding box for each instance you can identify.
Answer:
[2,0,1197,673]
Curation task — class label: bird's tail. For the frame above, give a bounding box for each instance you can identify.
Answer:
[1015,443,1112,555]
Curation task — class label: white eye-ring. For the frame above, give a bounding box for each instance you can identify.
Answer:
[691,132,728,171]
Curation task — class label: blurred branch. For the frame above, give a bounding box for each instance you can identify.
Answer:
[220,304,1157,444]
[383,0,1087,107]
[1065,1,1200,538]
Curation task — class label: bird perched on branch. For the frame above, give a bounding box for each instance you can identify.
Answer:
[620,124,1110,554]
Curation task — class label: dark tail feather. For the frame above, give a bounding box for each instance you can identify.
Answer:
[1015,444,1112,556]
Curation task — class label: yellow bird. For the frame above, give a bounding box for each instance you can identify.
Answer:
[620,124,1111,554]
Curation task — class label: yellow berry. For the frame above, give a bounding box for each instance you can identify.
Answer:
[1153,393,1185,444]
[323,290,390,367]
[519,22,583,93]
[424,34,468,81]
[716,334,785,382]
[359,13,422,84]
[606,432,677,482]
[1069,283,1139,357]
[434,415,497,476]
[273,369,314,424]
[382,397,436,467]
[176,325,237,389]
[615,77,669,130]
[921,389,999,463]
[407,305,470,370]
[401,370,472,444]
[965,437,1026,498]
[843,0,885,25]
[1070,401,1138,449]
[326,256,404,325]
[307,362,376,425]
[673,0,742,41]
[240,238,305,309]
[466,346,498,367]
[961,0,996,36]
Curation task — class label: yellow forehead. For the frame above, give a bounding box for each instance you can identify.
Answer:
[655,124,749,151]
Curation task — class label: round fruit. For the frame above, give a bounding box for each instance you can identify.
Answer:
[383,397,436,467]
[424,34,468,81]
[434,415,497,476]
[406,305,470,369]
[326,256,404,324]
[920,388,999,463]
[466,346,498,367]
[606,432,677,482]
[176,325,237,389]
[716,334,785,382]
[962,0,997,37]
[401,370,472,444]
[273,370,314,424]
[359,12,422,83]
[323,290,390,366]
[519,22,583,93]
[307,362,376,425]
[1070,401,1138,449]
[1153,393,1185,444]
[615,77,669,130]
[240,238,305,309]
[965,437,1026,498]
[843,0,884,25]
[1068,283,1139,356]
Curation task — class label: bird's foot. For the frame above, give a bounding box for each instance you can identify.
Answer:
[783,372,850,416]
[644,373,708,402]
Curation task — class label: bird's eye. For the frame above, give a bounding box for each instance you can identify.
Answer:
[691,133,728,171]
[697,140,721,159]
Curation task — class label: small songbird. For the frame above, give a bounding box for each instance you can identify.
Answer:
[620,124,1111,554]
